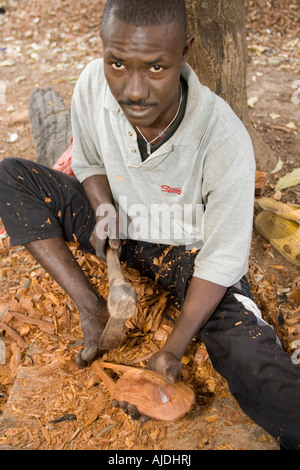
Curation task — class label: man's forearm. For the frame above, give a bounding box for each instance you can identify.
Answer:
[162,277,227,359]
[82,174,121,257]
[82,174,113,213]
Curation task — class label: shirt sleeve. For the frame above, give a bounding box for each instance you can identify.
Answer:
[193,111,256,287]
[71,61,107,182]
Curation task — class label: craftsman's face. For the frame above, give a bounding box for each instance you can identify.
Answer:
[101,15,192,129]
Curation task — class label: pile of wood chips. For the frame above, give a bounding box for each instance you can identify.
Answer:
[249,260,300,355]
[1,220,298,450]
[0,217,299,450]
[0,226,230,450]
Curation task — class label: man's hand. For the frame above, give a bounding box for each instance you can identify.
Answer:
[89,203,121,260]
[82,174,121,260]
[146,350,182,384]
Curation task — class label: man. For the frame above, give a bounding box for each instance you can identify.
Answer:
[0,0,300,449]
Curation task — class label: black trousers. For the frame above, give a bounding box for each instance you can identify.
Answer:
[1,157,300,449]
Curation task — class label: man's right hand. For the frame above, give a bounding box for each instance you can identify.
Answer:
[89,203,121,260]
[81,174,121,260]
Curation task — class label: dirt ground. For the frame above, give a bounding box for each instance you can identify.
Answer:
[0,0,299,451]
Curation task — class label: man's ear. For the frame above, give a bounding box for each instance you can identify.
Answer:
[181,34,194,67]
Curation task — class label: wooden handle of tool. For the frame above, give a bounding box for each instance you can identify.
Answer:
[105,246,137,320]
[106,246,125,287]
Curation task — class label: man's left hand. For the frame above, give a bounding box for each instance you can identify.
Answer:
[146,350,182,383]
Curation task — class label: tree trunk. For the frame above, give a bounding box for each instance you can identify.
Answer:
[185,0,276,171]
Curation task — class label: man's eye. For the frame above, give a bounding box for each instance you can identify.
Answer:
[149,65,163,73]
[112,62,125,70]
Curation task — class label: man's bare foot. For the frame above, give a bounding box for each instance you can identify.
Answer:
[76,297,110,368]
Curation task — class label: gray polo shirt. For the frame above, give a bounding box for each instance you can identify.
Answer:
[71,59,255,287]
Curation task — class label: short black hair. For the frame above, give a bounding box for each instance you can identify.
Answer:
[101,0,187,40]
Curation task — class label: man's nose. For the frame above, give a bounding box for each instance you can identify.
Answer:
[124,72,149,103]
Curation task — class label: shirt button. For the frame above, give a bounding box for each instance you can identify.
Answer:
[128,131,133,136]
[131,149,136,153]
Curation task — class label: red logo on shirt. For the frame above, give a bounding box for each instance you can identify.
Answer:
[161,185,182,195]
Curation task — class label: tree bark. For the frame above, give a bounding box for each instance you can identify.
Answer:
[185,0,276,171]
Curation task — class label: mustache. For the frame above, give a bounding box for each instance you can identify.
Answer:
[118,99,158,108]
